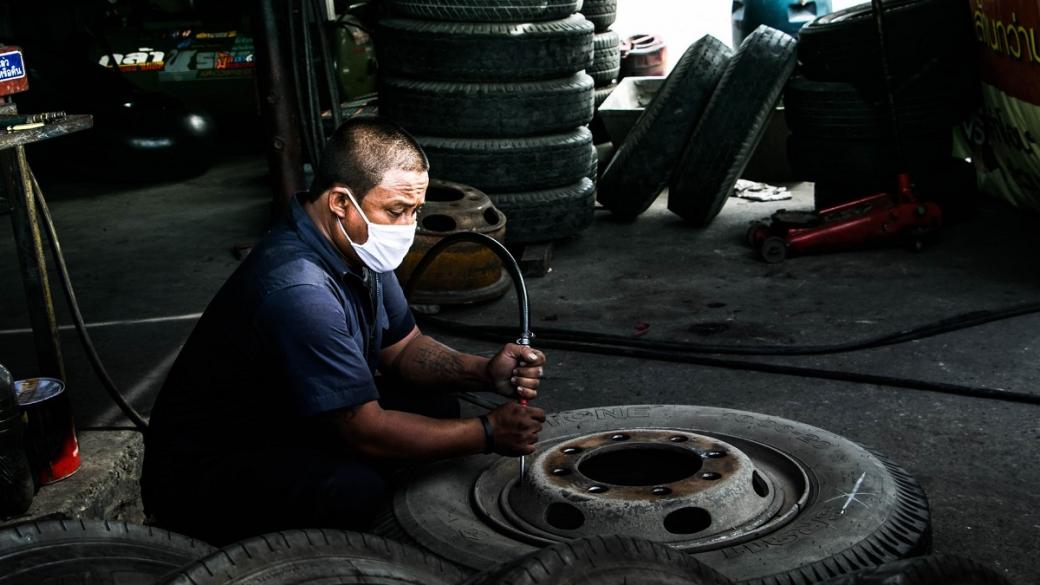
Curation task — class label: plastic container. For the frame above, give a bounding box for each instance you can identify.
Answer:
[732,0,833,45]
[597,76,665,145]
[14,377,80,485]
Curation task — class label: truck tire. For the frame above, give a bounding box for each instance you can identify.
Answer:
[784,64,978,141]
[419,127,594,193]
[0,519,214,584]
[814,555,1012,585]
[161,529,468,585]
[797,0,973,84]
[597,35,731,219]
[379,74,594,137]
[489,178,595,244]
[594,82,617,107]
[376,15,593,82]
[377,405,931,585]
[787,132,952,183]
[387,0,580,22]
[668,26,797,226]
[462,535,735,585]
[578,0,617,32]
[589,30,621,86]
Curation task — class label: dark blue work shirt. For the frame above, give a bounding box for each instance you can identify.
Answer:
[145,195,415,457]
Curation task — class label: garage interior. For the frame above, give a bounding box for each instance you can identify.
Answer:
[0,1,1037,584]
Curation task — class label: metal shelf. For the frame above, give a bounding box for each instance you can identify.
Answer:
[0,114,94,151]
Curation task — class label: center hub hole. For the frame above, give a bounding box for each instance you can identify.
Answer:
[425,186,465,202]
[578,446,702,486]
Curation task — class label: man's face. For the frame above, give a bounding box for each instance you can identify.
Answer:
[351,168,429,230]
[330,168,428,263]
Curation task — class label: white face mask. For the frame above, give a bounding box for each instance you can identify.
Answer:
[337,191,416,273]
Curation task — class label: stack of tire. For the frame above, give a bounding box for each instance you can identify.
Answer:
[785,0,978,209]
[582,0,621,110]
[376,0,598,246]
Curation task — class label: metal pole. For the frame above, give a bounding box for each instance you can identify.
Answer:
[254,0,306,214]
[0,144,65,380]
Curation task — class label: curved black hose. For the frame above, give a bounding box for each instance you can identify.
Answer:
[418,301,1040,357]
[406,232,531,342]
[407,235,1040,406]
[31,173,149,430]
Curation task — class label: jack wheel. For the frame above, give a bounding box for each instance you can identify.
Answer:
[745,222,768,248]
[760,237,788,263]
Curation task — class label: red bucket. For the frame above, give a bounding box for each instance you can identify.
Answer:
[14,378,80,485]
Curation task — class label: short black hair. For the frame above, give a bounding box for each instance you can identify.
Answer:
[307,116,429,202]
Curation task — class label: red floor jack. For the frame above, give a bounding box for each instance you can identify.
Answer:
[746,173,942,263]
[747,0,945,263]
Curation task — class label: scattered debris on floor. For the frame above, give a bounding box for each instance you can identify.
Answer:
[734,179,792,202]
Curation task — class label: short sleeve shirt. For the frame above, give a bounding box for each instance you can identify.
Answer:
[144,195,416,456]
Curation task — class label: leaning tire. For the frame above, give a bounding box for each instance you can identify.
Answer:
[419,127,594,193]
[377,405,931,585]
[0,519,215,584]
[462,535,735,585]
[379,74,594,138]
[489,178,595,244]
[386,0,580,22]
[579,0,617,32]
[376,16,593,82]
[597,35,731,219]
[589,30,621,86]
[797,0,974,84]
[161,529,468,585]
[814,554,1012,585]
[668,26,796,226]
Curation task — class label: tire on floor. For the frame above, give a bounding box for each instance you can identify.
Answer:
[419,127,594,193]
[462,535,735,585]
[377,405,931,585]
[668,26,797,226]
[387,0,580,22]
[489,178,595,244]
[379,74,594,137]
[813,554,1012,585]
[0,519,214,584]
[597,35,731,219]
[162,529,468,585]
[376,16,593,82]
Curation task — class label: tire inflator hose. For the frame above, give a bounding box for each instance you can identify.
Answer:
[31,173,150,430]
[404,232,532,412]
[406,234,1040,407]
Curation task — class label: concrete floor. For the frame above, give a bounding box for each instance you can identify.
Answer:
[1,157,1037,583]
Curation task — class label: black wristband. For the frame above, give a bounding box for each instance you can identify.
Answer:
[478,414,495,454]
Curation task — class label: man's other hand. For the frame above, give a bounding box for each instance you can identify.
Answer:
[487,401,545,456]
[487,343,546,400]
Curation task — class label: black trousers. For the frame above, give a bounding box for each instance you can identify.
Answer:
[141,380,460,546]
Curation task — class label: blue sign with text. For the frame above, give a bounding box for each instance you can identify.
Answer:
[0,50,26,82]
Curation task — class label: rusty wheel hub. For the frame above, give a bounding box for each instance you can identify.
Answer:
[472,429,805,550]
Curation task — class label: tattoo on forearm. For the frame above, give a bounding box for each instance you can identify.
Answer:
[413,342,466,381]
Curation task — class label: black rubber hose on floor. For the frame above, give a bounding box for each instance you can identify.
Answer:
[418,301,1040,357]
[31,173,150,431]
[408,235,1040,407]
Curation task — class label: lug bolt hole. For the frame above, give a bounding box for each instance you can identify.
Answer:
[651,486,672,496]
[562,447,583,455]
[705,450,727,459]
[552,467,571,476]
[610,433,630,441]
[587,485,609,494]
[668,435,688,442]
[701,472,722,480]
